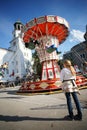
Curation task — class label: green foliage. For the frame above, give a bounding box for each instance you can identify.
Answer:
[32,51,42,79]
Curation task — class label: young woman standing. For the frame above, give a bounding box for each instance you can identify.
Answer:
[60,60,82,120]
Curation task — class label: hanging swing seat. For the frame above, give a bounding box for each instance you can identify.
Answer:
[25,42,35,50]
[28,41,35,50]
[46,44,56,53]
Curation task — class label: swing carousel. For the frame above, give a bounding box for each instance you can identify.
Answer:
[18,15,87,93]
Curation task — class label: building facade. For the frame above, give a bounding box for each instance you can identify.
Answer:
[0,21,32,82]
[63,26,87,72]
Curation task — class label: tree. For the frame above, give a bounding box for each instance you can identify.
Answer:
[32,51,42,79]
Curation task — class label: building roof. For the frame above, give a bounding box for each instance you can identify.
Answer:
[0,47,13,52]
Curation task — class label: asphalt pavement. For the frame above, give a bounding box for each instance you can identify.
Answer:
[0,86,87,130]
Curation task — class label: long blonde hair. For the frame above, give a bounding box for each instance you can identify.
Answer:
[63,60,76,76]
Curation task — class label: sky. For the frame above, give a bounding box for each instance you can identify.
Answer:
[0,0,87,55]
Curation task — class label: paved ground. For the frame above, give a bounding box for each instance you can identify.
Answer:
[0,86,87,130]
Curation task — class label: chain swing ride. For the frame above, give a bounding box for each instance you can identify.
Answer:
[18,15,87,93]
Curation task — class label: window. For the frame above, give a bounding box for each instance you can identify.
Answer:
[83,54,85,58]
[17,69,18,73]
[6,69,9,74]
[16,61,18,65]
[80,53,86,59]
[13,42,16,46]
[18,25,20,30]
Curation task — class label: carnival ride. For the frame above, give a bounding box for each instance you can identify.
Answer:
[18,15,87,93]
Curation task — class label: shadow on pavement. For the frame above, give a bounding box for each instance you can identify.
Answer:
[0,115,72,122]
[30,104,67,110]
[0,96,24,99]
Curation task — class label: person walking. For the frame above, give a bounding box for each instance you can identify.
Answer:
[60,59,82,120]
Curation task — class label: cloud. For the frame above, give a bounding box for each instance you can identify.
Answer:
[58,29,85,55]
[70,29,85,43]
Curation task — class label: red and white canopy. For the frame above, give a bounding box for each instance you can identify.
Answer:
[22,15,69,44]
